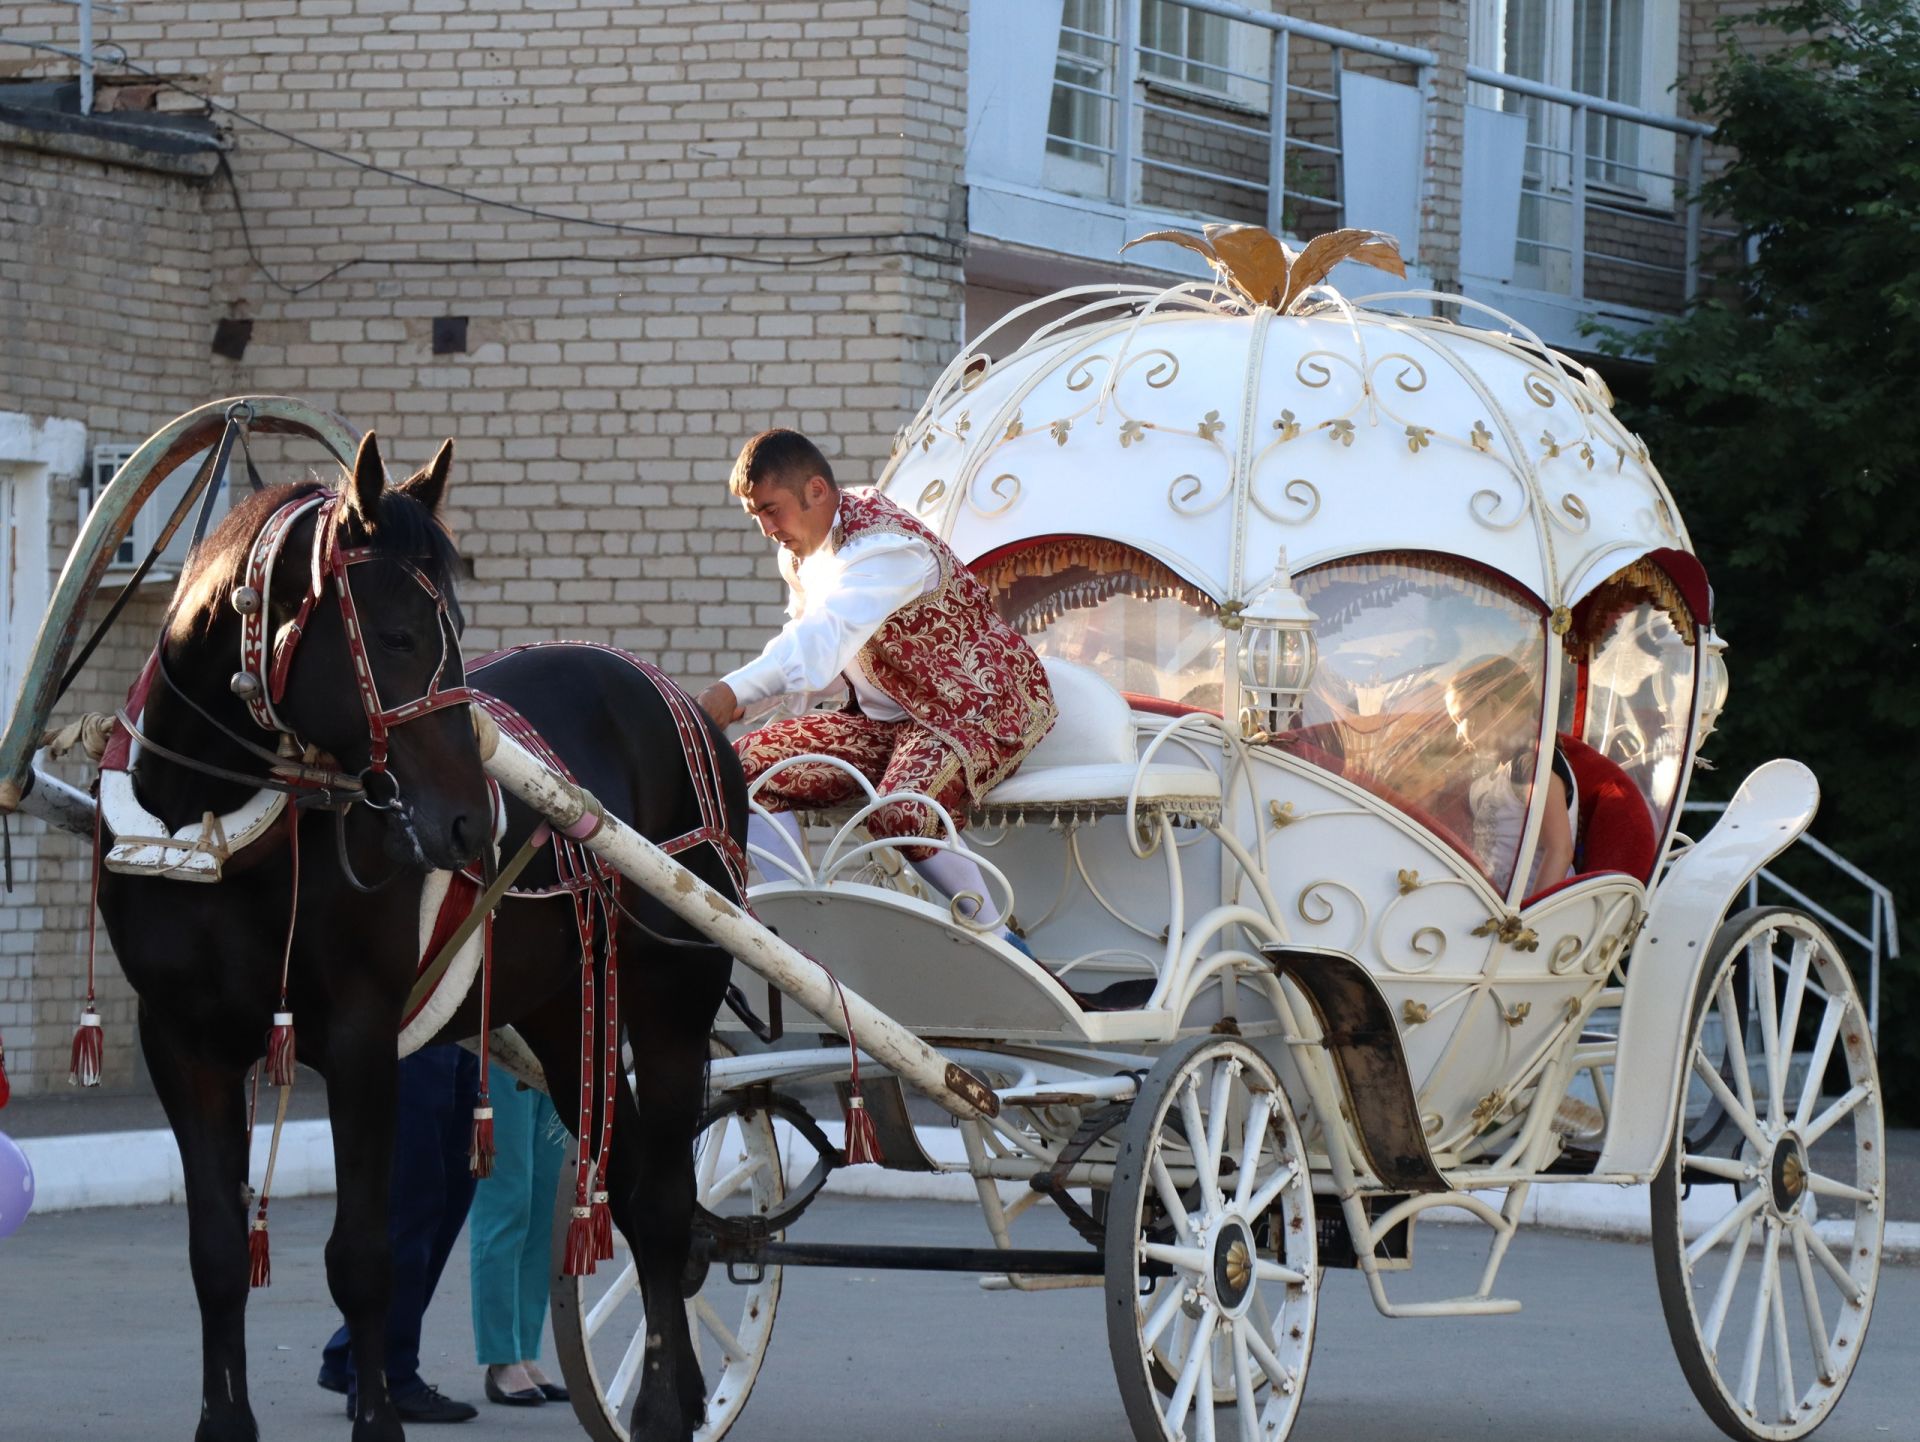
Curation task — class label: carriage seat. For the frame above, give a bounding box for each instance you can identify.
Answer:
[976,658,1222,823]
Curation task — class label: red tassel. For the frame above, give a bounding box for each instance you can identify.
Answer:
[469,1106,495,1179]
[562,1205,596,1277]
[248,1216,271,1288]
[0,1033,11,1110]
[590,1189,615,1261]
[842,1092,884,1166]
[69,1008,103,1088]
[265,1012,296,1088]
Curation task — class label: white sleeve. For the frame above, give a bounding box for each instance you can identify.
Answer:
[722,538,936,705]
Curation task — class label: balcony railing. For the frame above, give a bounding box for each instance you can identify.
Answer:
[1463,66,1739,313]
[1038,0,1435,240]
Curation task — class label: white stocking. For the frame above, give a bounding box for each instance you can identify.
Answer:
[911,846,1004,929]
[747,811,805,877]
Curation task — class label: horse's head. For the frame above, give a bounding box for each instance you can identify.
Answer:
[265,433,491,871]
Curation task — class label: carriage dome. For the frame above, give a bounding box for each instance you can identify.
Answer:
[879,227,1719,877]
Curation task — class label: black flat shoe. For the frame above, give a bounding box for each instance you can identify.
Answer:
[536,1382,570,1403]
[484,1369,545,1407]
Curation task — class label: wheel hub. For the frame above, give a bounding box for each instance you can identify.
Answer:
[1209,1216,1256,1316]
[1769,1132,1810,1216]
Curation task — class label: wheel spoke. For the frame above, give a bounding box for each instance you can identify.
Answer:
[1789,1224,1836,1385]
[1141,1281,1188,1350]
[1205,1061,1236,1191]
[1695,1048,1770,1156]
[1166,1308,1218,1433]
[607,1313,649,1411]
[1143,1241,1211,1276]
[1769,1239,1796,1422]
[1717,973,1758,1122]
[1195,1332,1218,1442]
[582,1257,641,1338]
[1775,938,1813,1097]
[702,1155,766,1209]
[1753,932,1783,1131]
[1153,1153,1199,1246]
[1805,1171,1875,1204]
[1243,1319,1292,1391]
[1232,1326,1261,1442]
[1801,1224,1865,1305]
[1685,1153,1754,1183]
[1703,1216,1755,1353]
[1793,996,1846,1130]
[1737,1221,1778,1414]
[693,1295,750,1364]
[1243,1162,1299,1224]
[1233,1094,1275,1213]
[1801,1083,1869,1148]
[1253,1257,1307,1286]
[696,1123,729,1195]
[1181,1078,1221,1209]
[1688,1187,1766,1269]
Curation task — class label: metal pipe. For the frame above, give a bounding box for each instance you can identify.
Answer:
[1684,133,1703,301]
[1465,64,1714,137]
[477,716,998,1124]
[1265,29,1290,235]
[16,759,97,838]
[1111,0,1140,209]
[1569,103,1587,300]
[78,0,92,116]
[1171,0,1434,67]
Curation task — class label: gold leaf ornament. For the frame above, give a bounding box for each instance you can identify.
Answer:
[1406,425,1431,453]
[1197,409,1224,441]
[1050,417,1072,446]
[1325,418,1355,447]
[1119,419,1146,448]
[1274,409,1301,442]
[1122,224,1406,314]
[1470,420,1494,452]
[1004,411,1024,441]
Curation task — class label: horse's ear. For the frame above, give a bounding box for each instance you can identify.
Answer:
[396,438,454,517]
[345,431,386,533]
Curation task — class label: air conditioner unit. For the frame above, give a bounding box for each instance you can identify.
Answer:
[80,442,219,580]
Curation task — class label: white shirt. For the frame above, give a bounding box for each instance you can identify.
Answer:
[722,498,939,723]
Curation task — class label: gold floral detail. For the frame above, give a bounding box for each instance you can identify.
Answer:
[1405,425,1432,453]
[1564,995,1583,1023]
[1050,418,1072,446]
[1402,998,1430,1026]
[1274,409,1301,441]
[1471,1090,1508,1130]
[1120,223,1407,313]
[1268,799,1297,828]
[954,411,972,438]
[1119,418,1146,448]
[920,430,935,452]
[1471,420,1494,452]
[891,426,908,457]
[1004,411,1024,441]
[1396,869,1422,895]
[1325,418,1355,447]
[1549,606,1572,635]
[1197,409,1225,442]
[1503,1001,1532,1028]
[1540,431,1561,460]
[1471,913,1539,951]
[1577,441,1594,470]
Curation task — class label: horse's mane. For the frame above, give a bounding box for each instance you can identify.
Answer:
[166,478,461,648]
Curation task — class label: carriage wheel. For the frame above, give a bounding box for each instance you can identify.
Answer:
[1106,1036,1318,1442]
[551,1067,784,1442]
[1652,908,1884,1442]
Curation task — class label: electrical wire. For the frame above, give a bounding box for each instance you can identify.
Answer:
[1,34,964,285]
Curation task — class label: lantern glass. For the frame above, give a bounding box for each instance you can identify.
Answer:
[1696,637,1730,743]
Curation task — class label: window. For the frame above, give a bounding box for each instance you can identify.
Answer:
[1578,598,1695,844]
[79,442,216,578]
[1047,0,1120,190]
[1273,553,1550,893]
[1139,2,1233,94]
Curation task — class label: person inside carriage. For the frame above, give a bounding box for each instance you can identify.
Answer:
[696,429,1058,947]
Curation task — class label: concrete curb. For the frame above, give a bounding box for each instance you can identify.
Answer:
[16,1120,1916,1260]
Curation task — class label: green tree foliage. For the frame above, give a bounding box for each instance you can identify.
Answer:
[1604,0,1919,1114]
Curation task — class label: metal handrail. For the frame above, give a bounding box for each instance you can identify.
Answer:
[1174,0,1436,67]
[1466,64,1713,138]
[1681,800,1898,1041]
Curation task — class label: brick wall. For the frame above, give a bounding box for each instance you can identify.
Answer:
[0,0,969,1093]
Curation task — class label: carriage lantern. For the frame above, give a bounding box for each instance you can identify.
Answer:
[1694,626,1730,749]
[1235,547,1317,741]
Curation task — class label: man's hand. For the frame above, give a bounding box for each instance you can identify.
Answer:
[696,681,744,727]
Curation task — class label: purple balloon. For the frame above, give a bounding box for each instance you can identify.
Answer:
[0,1131,33,1239]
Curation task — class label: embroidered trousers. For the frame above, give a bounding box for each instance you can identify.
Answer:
[735,712,970,862]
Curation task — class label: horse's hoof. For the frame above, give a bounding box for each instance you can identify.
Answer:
[193,1416,259,1442]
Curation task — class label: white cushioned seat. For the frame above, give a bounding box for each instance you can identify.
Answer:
[977,658,1221,818]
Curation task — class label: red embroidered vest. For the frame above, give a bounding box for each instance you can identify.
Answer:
[789,490,1056,792]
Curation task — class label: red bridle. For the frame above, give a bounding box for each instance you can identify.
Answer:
[236,490,474,796]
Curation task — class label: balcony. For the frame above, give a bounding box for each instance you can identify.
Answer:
[966,0,1728,351]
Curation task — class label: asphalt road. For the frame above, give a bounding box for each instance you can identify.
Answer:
[0,1195,1912,1442]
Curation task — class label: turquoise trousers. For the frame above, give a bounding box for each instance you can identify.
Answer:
[469,1063,566,1365]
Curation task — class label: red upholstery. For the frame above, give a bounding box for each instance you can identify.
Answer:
[1557,732,1658,884]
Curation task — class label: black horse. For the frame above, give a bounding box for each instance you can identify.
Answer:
[99,432,742,1442]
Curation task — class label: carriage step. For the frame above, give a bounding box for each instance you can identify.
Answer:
[1378,1296,1523,1318]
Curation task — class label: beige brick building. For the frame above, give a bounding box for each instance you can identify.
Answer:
[0,0,1749,1094]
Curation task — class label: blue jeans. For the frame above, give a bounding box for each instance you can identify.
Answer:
[321,1044,480,1398]
[469,1062,565,1364]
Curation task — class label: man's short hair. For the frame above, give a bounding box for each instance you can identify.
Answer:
[730,428,836,499]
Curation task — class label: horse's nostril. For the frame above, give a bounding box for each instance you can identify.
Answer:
[450,814,475,856]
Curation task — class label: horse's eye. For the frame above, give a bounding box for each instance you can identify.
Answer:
[376,629,416,654]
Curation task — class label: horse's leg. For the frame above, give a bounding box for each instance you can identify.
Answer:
[614,952,728,1442]
[139,1001,258,1442]
[322,1022,405,1442]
